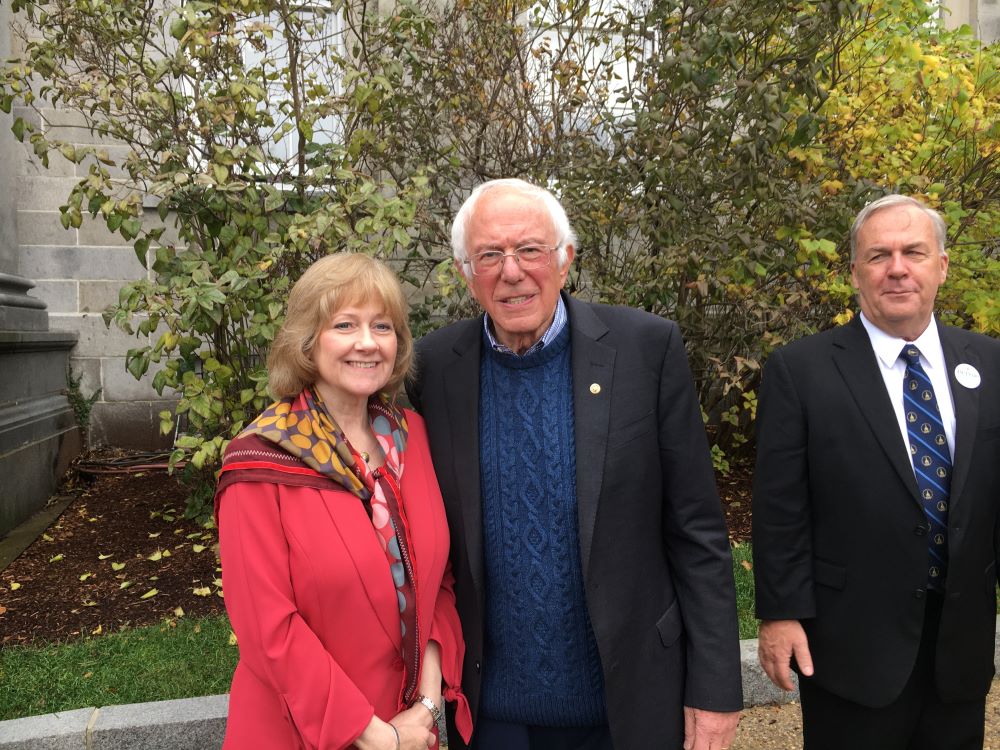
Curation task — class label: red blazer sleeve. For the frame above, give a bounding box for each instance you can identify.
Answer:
[219,481,374,749]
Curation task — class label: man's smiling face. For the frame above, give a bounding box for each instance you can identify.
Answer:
[458,187,574,354]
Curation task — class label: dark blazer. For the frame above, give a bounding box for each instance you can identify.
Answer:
[753,315,1000,707]
[407,293,743,749]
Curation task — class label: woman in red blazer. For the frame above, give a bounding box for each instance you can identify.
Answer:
[215,253,472,750]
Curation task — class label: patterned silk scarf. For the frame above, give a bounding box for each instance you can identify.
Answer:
[216,388,422,704]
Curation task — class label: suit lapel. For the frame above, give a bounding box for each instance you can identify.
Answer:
[831,317,920,502]
[321,493,402,650]
[442,321,486,603]
[939,323,980,505]
[566,296,615,581]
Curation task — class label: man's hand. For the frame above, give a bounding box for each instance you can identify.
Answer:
[757,619,813,691]
[682,706,740,750]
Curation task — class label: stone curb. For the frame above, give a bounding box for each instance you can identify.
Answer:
[4,627,1000,748]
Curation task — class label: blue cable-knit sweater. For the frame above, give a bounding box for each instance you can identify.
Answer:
[478,324,607,726]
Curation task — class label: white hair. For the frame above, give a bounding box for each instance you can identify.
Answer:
[850,194,947,261]
[451,179,577,278]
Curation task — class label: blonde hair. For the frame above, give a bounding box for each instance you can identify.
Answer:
[267,253,414,399]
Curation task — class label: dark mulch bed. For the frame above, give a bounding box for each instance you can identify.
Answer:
[0,464,225,647]
[0,455,752,647]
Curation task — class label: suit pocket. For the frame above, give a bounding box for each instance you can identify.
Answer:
[656,599,683,648]
[986,561,997,597]
[813,558,846,590]
[607,409,656,448]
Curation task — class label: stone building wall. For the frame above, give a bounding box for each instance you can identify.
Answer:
[9,15,175,449]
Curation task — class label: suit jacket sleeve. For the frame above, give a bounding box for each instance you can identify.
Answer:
[657,321,743,710]
[219,482,374,749]
[751,347,816,620]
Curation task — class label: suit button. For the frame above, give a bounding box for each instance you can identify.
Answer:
[914,524,929,536]
[474,660,481,673]
[914,589,926,599]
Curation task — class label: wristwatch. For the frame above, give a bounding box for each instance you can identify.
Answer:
[414,694,442,723]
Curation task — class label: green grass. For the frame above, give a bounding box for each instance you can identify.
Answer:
[732,542,759,640]
[0,615,238,722]
[0,556,761,723]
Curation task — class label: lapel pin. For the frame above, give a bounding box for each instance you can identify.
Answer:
[589,383,601,395]
[954,363,981,389]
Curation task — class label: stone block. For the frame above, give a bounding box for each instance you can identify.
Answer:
[89,399,176,450]
[68,356,102,402]
[0,305,48,331]
[90,695,228,750]
[19,246,147,282]
[101,357,167,402]
[40,107,124,147]
[47,313,148,358]
[17,210,77,247]
[11,106,42,131]
[78,145,137,181]
[0,331,78,401]
[0,707,94,750]
[32,280,78,313]
[741,637,798,707]
[16,174,81,211]
[0,415,81,535]
[80,281,126,314]
[18,140,76,178]
[78,215,130,247]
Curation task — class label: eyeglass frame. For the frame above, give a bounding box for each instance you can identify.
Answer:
[462,244,561,277]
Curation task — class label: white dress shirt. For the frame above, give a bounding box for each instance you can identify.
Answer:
[859,312,956,466]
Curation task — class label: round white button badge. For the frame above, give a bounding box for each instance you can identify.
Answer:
[954,363,981,389]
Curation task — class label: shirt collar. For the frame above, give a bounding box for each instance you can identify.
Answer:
[483,295,568,357]
[859,311,945,373]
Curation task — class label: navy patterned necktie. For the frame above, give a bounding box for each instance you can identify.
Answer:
[900,345,951,590]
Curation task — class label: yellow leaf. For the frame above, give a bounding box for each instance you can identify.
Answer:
[213,578,223,587]
[10,582,21,591]
[216,590,225,598]
[0,605,6,615]
[162,549,172,558]
[98,553,112,560]
[120,581,133,589]
[111,562,126,571]
[83,671,93,679]
[192,586,211,597]
[194,623,202,634]
[140,588,158,599]
[740,560,753,571]
[148,532,161,538]
[82,600,97,607]
[91,624,103,635]
[79,572,93,581]
[49,554,64,563]
[147,550,163,561]
[228,631,239,646]
[192,544,206,553]
[42,533,54,542]
[174,606,185,617]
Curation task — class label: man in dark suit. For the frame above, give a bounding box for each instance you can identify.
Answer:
[407,179,742,750]
[753,194,1000,749]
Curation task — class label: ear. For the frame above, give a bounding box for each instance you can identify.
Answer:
[454,258,472,286]
[939,252,949,283]
[559,244,576,286]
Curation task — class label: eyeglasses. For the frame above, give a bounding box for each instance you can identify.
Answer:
[465,245,557,276]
